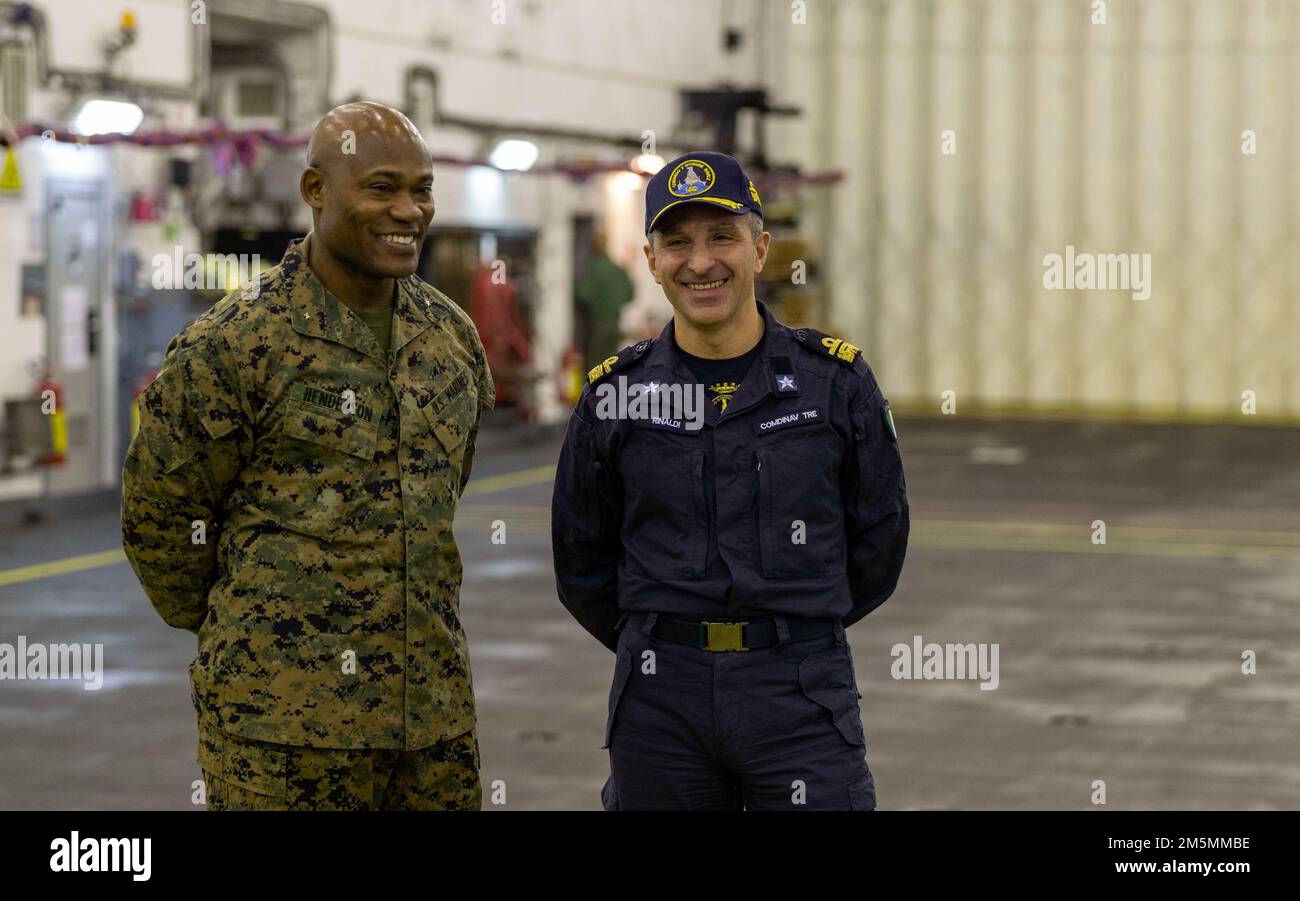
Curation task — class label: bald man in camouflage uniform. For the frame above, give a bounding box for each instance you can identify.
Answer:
[122,102,494,810]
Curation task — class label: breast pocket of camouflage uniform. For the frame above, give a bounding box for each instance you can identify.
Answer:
[418,373,478,489]
[270,400,379,539]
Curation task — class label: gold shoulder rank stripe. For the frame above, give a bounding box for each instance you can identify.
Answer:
[588,355,621,384]
[791,327,862,367]
[820,335,860,364]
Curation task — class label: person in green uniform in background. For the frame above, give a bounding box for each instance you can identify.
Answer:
[575,228,635,368]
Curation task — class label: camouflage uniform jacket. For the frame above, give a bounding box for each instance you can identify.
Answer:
[122,234,495,750]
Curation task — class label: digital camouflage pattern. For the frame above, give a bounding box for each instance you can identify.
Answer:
[198,716,481,810]
[122,234,494,751]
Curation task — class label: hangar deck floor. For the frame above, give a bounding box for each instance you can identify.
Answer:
[2,415,1298,810]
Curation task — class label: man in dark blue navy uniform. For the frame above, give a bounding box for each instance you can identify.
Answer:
[551,151,909,810]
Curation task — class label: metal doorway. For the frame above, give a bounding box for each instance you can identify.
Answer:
[45,178,113,494]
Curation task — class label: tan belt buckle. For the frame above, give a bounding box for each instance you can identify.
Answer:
[704,621,748,652]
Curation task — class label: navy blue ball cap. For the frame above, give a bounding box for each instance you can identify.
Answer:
[645,151,763,236]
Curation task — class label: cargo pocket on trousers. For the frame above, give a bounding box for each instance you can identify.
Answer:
[848,774,876,811]
[198,728,289,803]
[600,774,619,811]
[602,646,634,750]
[797,648,866,747]
[187,657,201,716]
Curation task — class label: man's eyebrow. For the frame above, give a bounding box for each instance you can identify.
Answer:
[358,168,434,182]
[663,222,740,238]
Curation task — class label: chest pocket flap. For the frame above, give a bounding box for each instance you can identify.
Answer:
[420,371,478,454]
[282,401,377,460]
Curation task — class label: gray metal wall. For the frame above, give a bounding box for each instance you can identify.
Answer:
[777,0,1300,421]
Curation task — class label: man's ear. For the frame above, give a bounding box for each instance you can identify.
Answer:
[300,167,325,210]
[752,230,771,274]
[642,241,662,285]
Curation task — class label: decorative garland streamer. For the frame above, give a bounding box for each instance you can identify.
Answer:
[0,122,841,186]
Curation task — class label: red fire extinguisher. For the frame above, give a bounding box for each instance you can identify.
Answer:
[35,366,66,466]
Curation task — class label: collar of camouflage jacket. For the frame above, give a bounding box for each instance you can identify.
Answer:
[285,233,443,361]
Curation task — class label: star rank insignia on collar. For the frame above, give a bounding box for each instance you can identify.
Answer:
[770,355,800,395]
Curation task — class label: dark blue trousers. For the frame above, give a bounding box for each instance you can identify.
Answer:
[602,612,876,811]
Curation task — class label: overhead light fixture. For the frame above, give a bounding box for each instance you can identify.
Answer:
[631,153,665,175]
[71,99,144,136]
[611,170,644,192]
[489,139,538,172]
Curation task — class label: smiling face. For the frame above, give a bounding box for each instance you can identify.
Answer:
[643,205,770,331]
[301,104,435,280]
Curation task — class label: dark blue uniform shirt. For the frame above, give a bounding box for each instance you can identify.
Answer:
[552,301,909,652]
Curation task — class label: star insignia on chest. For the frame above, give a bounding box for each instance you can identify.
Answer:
[777,375,796,391]
[646,381,661,394]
